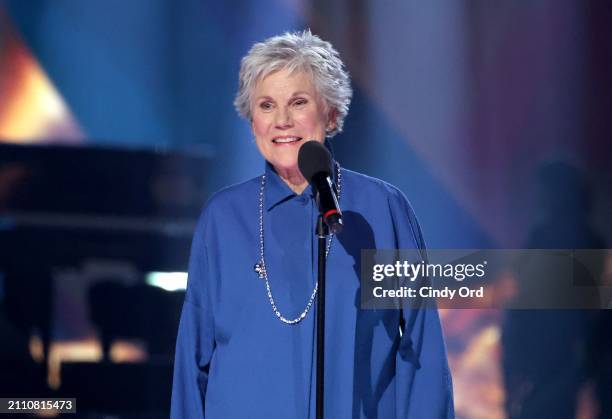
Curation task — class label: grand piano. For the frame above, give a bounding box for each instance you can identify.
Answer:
[0,142,212,416]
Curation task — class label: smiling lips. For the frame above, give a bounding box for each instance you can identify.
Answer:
[272,136,303,144]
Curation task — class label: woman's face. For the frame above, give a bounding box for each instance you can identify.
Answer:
[251,68,335,174]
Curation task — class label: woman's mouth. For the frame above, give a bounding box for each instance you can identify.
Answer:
[272,136,303,144]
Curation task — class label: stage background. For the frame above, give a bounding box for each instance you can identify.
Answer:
[1,1,611,418]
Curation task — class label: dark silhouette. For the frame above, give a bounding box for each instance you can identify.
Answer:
[502,162,608,419]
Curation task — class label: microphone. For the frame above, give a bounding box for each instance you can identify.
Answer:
[298,141,343,234]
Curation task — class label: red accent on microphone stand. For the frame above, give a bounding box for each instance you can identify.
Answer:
[323,209,338,219]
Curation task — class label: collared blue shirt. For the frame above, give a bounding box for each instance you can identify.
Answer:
[171,162,454,418]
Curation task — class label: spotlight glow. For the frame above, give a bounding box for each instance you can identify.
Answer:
[146,271,188,291]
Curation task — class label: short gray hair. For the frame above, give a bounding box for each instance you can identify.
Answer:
[234,30,352,137]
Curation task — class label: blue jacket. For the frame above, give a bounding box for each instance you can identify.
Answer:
[171,162,454,418]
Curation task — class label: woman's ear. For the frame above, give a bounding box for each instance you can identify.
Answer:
[327,108,339,132]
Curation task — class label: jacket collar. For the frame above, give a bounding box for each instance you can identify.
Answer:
[263,139,337,212]
[264,162,313,211]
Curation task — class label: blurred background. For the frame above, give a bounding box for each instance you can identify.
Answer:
[0,0,611,418]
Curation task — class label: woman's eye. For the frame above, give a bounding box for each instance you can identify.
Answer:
[293,98,307,106]
[260,102,273,110]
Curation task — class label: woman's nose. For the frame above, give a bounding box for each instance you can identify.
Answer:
[275,107,293,128]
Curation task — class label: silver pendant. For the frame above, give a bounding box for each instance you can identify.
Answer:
[253,262,265,279]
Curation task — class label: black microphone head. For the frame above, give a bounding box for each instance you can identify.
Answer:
[298,140,332,183]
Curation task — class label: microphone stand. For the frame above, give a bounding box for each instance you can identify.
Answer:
[316,214,328,419]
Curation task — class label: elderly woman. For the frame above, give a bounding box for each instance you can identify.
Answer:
[171,30,454,418]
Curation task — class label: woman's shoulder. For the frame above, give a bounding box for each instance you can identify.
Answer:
[341,167,425,249]
[192,176,258,227]
[340,167,411,204]
[191,175,260,236]
[204,176,260,210]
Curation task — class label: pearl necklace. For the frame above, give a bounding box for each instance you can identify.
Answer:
[254,163,342,324]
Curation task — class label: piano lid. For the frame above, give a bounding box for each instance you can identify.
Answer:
[0,143,214,271]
